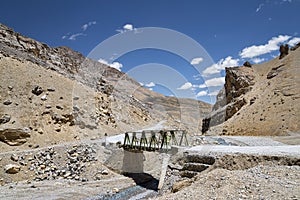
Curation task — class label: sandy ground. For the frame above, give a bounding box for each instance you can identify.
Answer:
[156,136,300,200]
[187,145,300,157]
[272,132,300,145]
[157,164,300,200]
[0,177,136,200]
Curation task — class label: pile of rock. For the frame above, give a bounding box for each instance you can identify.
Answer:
[4,145,100,182]
[31,145,97,182]
[95,94,117,128]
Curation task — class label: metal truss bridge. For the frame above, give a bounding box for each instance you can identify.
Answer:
[122,130,189,152]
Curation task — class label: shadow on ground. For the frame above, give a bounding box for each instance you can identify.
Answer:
[122,172,159,191]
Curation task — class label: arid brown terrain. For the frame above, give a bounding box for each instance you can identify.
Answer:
[0,23,299,200]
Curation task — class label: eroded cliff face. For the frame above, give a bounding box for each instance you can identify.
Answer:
[202,66,255,133]
[202,45,300,136]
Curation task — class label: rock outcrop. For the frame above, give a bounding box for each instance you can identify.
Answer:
[243,61,252,68]
[279,44,289,59]
[0,128,30,146]
[267,64,285,79]
[202,66,255,133]
[0,24,84,77]
[202,44,300,136]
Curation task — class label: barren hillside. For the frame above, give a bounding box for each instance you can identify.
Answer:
[203,45,300,136]
[0,23,211,152]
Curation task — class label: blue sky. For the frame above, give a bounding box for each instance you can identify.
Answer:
[1,0,299,104]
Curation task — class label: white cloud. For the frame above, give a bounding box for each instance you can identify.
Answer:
[196,89,220,97]
[81,21,96,31]
[145,82,155,87]
[288,37,300,46]
[194,77,225,90]
[98,58,109,65]
[256,0,292,13]
[98,58,123,71]
[82,24,88,32]
[110,62,123,71]
[193,74,202,80]
[239,35,291,59]
[205,77,225,87]
[198,84,206,89]
[62,21,96,41]
[177,82,193,90]
[202,56,239,76]
[68,33,86,40]
[123,24,134,31]
[196,91,208,97]
[251,57,265,64]
[256,3,265,12]
[208,90,220,96]
[219,57,239,68]
[190,57,204,65]
[117,23,136,33]
[256,3,264,12]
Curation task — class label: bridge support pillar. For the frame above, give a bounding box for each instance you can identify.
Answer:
[158,154,170,190]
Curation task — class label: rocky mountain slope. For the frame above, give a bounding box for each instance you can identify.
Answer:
[203,44,300,136]
[0,23,211,151]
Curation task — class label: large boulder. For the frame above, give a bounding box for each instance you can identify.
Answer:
[0,114,11,124]
[0,128,30,146]
[279,44,289,59]
[243,61,252,68]
[267,64,285,79]
[4,164,21,174]
[32,85,43,96]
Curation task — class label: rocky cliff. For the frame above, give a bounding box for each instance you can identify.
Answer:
[202,44,300,136]
[0,23,211,150]
[202,66,255,133]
